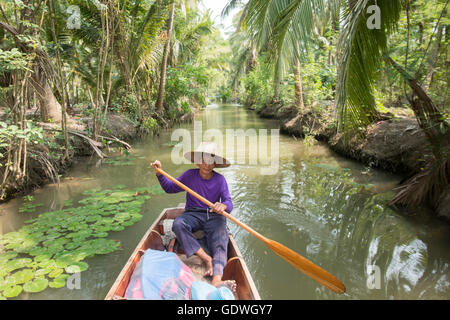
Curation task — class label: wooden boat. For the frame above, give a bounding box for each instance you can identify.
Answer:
[105,204,261,300]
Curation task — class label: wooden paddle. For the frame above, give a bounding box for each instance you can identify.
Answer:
[154,167,346,294]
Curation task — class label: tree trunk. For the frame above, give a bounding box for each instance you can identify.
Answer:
[0,20,67,123]
[426,23,443,90]
[386,56,450,209]
[273,58,281,103]
[294,57,305,111]
[155,1,175,114]
[386,56,449,160]
[273,78,280,102]
[31,72,64,123]
[248,41,257,72]
[418,22,423,45]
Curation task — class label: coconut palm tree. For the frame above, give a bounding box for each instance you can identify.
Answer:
[237,0,328,106]
[336,0,449,208]
[156,0,176,114]
[229,0,449,209]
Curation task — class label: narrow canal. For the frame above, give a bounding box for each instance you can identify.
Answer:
[1,104,449,299]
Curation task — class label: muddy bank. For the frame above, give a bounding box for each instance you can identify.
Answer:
[256,101,434,174]
[1,114,139,203]
[1,104,198,203]
[254,101,448,219]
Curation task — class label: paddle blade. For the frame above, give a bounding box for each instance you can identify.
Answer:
[266,239,346,294]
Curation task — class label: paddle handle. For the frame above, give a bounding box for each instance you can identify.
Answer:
[155,168,269,243]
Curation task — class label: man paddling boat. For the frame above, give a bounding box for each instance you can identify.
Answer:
[151,142,236,293]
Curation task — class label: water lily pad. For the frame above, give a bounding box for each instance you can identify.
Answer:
[47,244,66,255]
[65,262,88,273]
[12,269,34,284]
[5,258,32,272]
[23,278,48,293]
[0,185,153,298]
[34,254,53,262]
[24,218,38,224]
[93,232,108,238]
[15,239,40,254]
[101,217,115,224]
[148,185,165,195]
[94,225,112,233]
[67,230,91,239]
[28,247,50,257]
[43,234,63,245]
[3,285,22,298]
[48,278,66,289]
[103,191,135,204]
[55,274,70,281]
[115,211,131,219]
[63,199,73,208]
[59,251,86,263]
[85,215,101,223]
[5,242,21,250]
[0,252,18,263]
[0,277,16,291]
[130,214,143,222]
[64,242,80,251]
[19,202,44,213]
[48,268,64,278]
[34,268,52,277]
[38,259,56,269]
[111,225,124,232]
[121,221,135,227]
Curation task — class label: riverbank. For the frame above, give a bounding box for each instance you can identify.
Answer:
[252,101,449,220]
[0,109,195,204]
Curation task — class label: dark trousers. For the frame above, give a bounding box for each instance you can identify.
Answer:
[172,208,229,276]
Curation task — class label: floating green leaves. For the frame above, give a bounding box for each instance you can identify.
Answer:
[0,184,162,299]
[19,203,44,213]
[12,269,34,284]
[3,285,22,298]
[19,196,44,213]
[23,278,48,293]
[66,262,88,274]
[103,156,134,166]
[49,274,70,289]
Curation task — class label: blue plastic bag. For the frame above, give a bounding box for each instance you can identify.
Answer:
[125,249,196,300]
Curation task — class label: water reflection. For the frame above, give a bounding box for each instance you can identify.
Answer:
[0,105,449,300]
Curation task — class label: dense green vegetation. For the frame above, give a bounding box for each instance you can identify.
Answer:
[0,0,448,300]
[0,0,231,199]
[0,2,448,217]
[225,0,449,210]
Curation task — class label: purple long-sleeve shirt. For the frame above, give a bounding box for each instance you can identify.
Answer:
[157,169,233,213]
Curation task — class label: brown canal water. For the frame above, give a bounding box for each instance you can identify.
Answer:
[1,104,449,300]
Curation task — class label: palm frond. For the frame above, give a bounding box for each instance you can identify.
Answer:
[243,0,275,48]
[389,157,450,209]
[336,0,403,133]
[221,0,244,18]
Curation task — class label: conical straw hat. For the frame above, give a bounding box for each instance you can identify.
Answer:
[184,142,230,168]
